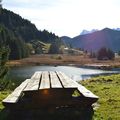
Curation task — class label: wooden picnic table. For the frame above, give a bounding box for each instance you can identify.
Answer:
[2,71,98,109]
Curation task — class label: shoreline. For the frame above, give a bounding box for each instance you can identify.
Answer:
[7,62,119,71]
[7,62,114,70]
[7,54,120,70]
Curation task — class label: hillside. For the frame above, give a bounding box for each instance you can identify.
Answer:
[61,36,72,46]
[0,8,62,59]
[0,8,60,43]
[0,24,29,60]
[62,28,120,52]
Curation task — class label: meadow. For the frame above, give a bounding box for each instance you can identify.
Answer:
[80,74,120,120]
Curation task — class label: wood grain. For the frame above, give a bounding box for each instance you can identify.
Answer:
[49,71,62,88]
[3,79,30,103]
[39,71,50,89]
[24,72,41,91]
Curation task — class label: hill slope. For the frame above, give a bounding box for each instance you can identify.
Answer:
[61,36,72,47]
[0,8,60,43]
[62,28,120,52]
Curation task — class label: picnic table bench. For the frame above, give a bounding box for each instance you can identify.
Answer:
[3,71,98,109]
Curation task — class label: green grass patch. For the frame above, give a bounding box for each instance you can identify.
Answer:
[0,77,22,111]
[80,74,120,120]
[0,91,11,110]
[0,78,21,120]
[0,90,11,120]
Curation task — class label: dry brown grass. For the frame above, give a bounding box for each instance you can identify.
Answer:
[7,54,120,68]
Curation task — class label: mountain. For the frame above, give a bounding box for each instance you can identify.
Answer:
[80,29,98,35]
[60,36,72,46]
[62,28,120,52]
[0,8,63,59]
[113,28,120,31]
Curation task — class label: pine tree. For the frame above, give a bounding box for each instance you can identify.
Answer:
[0,1,9,79]
[97,47,115,60]
[0,24,10,90]
[49,42,60,54]
[0,0,2,9]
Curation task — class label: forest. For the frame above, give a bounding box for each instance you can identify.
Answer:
[0,8,63,60]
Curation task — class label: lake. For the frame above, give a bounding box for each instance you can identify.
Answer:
[8,65,120,81]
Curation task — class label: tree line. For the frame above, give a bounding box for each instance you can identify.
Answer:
[89,47,115,60]
[0,0,9,90]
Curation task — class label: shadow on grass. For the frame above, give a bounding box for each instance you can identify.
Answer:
[0,106,94,120]
[0,108,10,120]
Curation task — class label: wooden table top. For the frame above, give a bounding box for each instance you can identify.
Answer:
[3,71,98,104]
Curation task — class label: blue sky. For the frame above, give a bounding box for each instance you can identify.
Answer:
[2,0,120,37]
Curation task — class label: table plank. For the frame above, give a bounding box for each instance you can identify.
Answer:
[49,71,63,88]
[56,71,78,88]
[77,85,99,98]
[3,79,30,103]
[39,71,50,89]
[31,71,41,79]
[56,71,98,98]
[24,72,41,91]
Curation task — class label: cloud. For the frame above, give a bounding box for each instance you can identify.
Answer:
[3,0,62,9]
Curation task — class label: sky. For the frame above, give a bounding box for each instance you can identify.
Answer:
[2,0,120,37]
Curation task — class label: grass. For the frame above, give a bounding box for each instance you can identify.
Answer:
[80,74,120,120]
[0,90,11,120]
[0,91,11,110]
[0,77,21,120]
[0,77,22,110]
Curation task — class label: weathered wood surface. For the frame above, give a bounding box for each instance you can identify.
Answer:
[40,71,50,89]
[3,71,98,105]
[24,72,41,91]
[3,79,30,103]
[49,71,62,88]
[56,71,98,98]
[56,71,78,88]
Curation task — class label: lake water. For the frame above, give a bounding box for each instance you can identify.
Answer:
[8,65,120,81]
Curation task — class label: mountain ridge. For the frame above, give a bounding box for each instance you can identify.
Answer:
[61,28,120,52]
[0,8,60,43]
[80,29,98,35]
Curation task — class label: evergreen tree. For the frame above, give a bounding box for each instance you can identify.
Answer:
[0,1,10,90]
[107,48,115,60]
[0,46,9,79]
[0,0,2,9]
[97,47,115,60]
[49,40,62,54]
[26,43,34,54]
[49,42,60,54]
